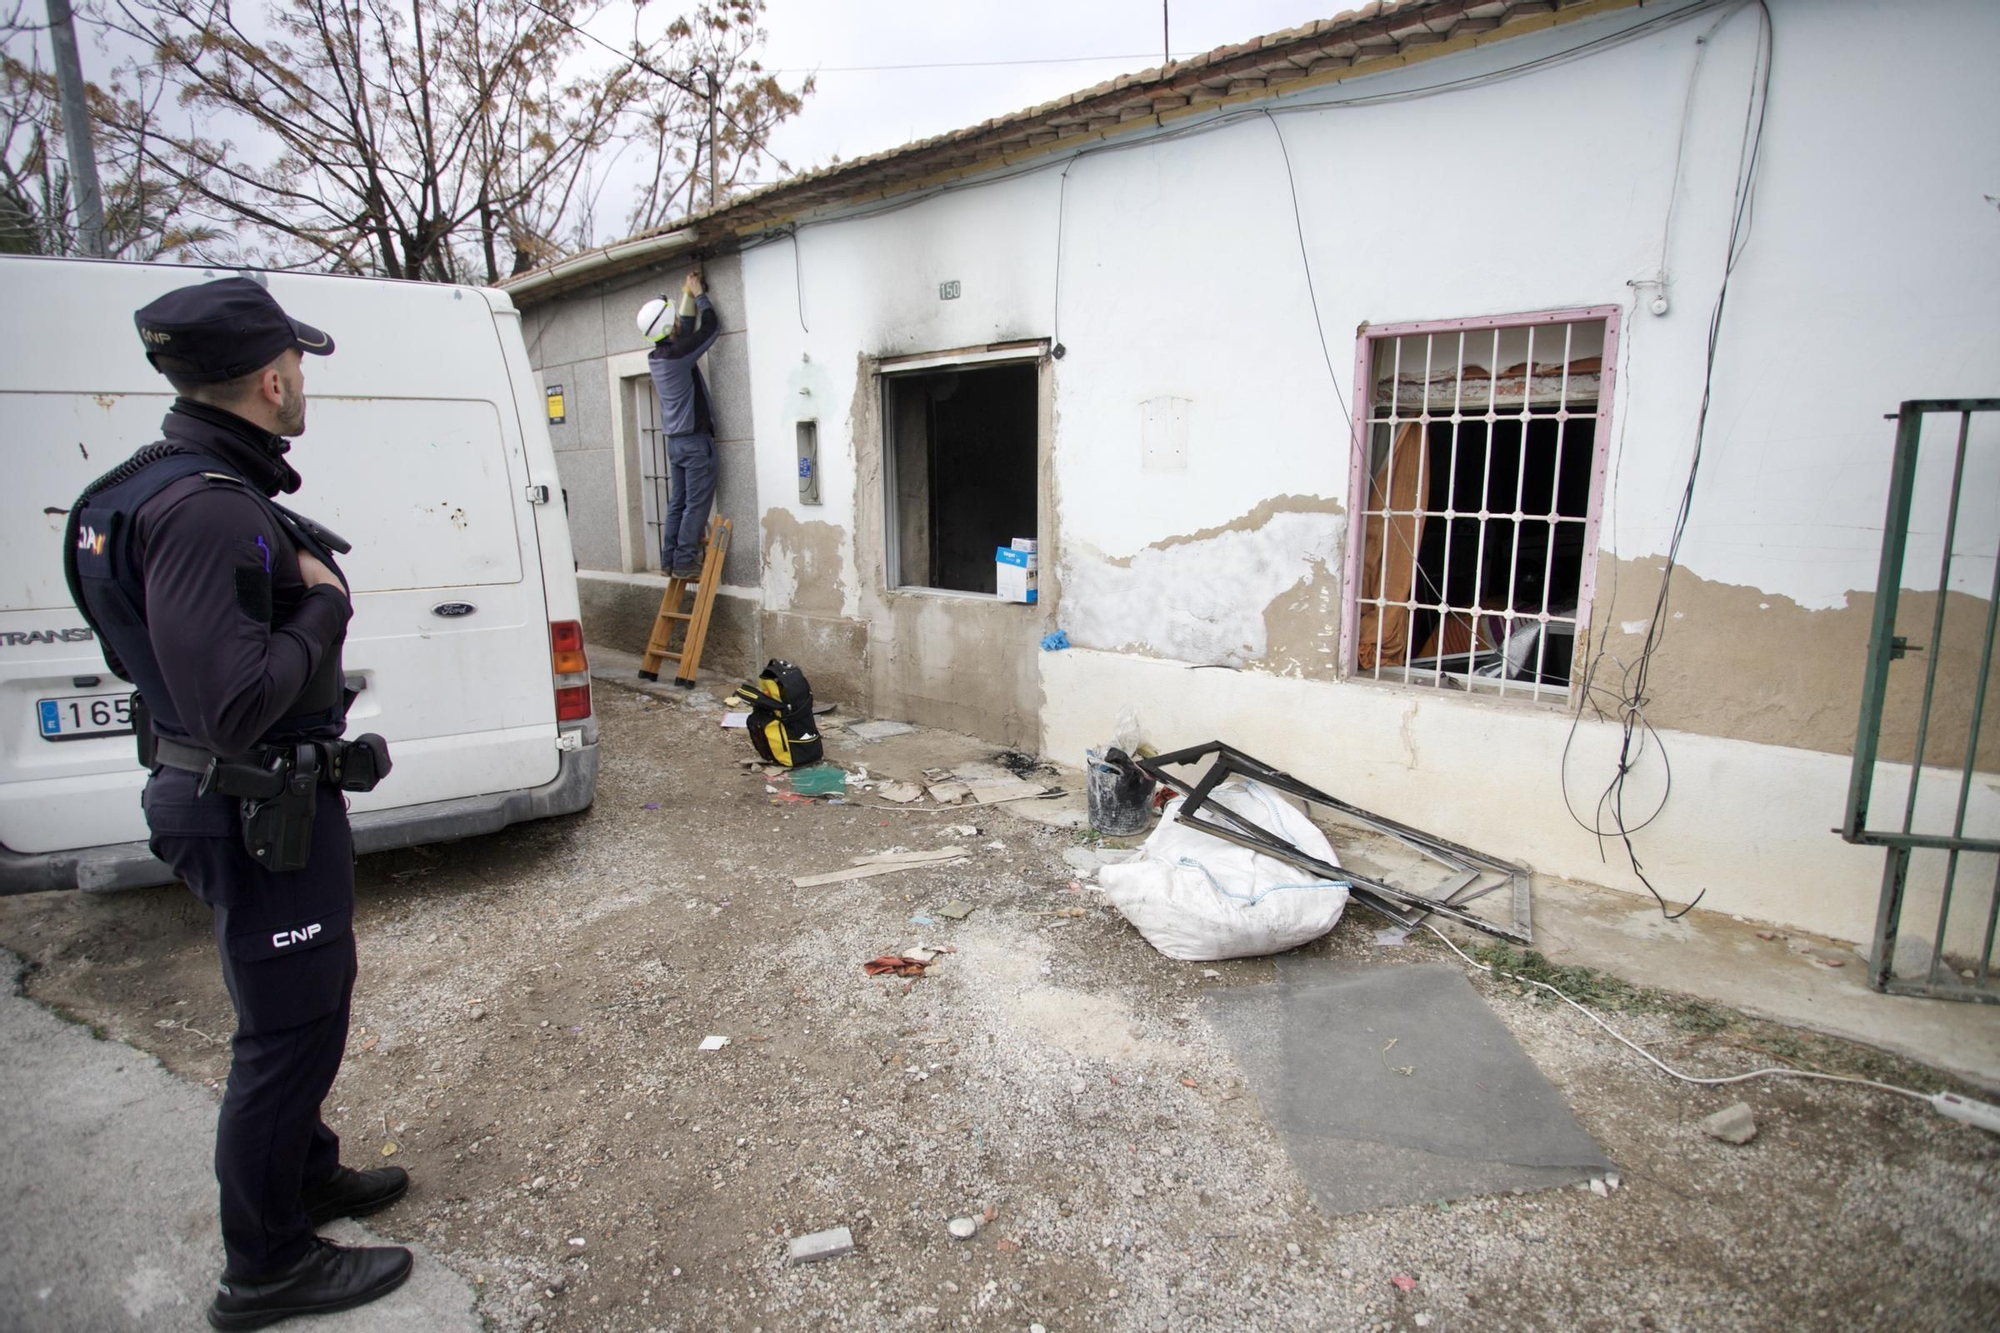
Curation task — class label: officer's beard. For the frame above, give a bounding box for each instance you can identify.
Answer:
[275,377,306,436]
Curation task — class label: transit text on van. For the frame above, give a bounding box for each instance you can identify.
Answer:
[3,628,95,647]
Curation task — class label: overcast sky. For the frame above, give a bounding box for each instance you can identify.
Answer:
[42,1,1343,249]
[742,1,1340,173]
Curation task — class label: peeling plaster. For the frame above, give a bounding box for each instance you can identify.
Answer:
[1591,555,1998,767]
[1061,503,1346,667]
[760,508,849,618]
[1260,558,1343,680]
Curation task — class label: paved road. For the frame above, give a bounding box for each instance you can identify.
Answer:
[0,950,481,1333]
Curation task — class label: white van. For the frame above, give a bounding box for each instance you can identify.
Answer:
[0,255,597,892]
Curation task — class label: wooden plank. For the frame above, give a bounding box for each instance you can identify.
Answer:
[793,858,969,889]
[847,847,970,867]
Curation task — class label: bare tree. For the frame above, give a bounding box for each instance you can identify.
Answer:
[621,0,808,234]
[1,0,215,256]
[92,0,807,282]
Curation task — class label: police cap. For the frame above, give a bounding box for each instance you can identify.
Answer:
[134,276,336,382]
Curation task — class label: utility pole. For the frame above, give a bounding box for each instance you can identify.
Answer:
[1162,1,1170,66]
[705,67,719,211]
[45,0,105,255]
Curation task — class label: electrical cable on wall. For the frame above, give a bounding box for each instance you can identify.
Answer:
[1560,0,1773,921]
[1263,108,1352,433]
[1050,154,1081,358]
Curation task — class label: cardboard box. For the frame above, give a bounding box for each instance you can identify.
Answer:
[1010,537,1038,554]
[995,546,1038,603]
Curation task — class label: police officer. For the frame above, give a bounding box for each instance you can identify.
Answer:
[64,277,411,1329]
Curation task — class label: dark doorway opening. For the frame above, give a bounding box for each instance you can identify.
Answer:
[884,361,1038,594]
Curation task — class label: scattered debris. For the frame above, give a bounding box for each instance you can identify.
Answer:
[936,900,976,921]
[902,946,942,965]
[1589,1178,1610,1198]
[909,914,936,927]
[1040,629,1070,651]
[698,1035,730,1052]
[1701,1102,1758,1145]
[964,778,1059,805]
[1373,926,1411,946]
[793,847,970,888]
[846,720,918,742]
[1200,969,1220,980]
[1379,1037,1415,1077]
[787,764,848,798]
[643,802,661,811]
[947,1217,978,1240]
[926,780,974,805]
[786,1226,855,1264]
[720,712,749,729]
[863,955,929,978]
[1391,1275,1417,1293]
[1139,741,1533,945]
[943,825,979,838]
[380,1141,398,1157]
[877,781,924,804]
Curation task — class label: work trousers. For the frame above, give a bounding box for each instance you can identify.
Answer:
[144,766,358,1279]
[663,430,717,573]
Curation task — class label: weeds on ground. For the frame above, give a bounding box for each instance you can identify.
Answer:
[1460,942,1957,1096]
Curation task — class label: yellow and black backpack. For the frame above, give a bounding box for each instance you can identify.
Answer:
[732,659,823,768]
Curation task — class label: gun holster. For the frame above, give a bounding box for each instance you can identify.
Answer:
[200,744,318,873]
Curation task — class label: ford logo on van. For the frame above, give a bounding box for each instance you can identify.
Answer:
[431,602,476,618]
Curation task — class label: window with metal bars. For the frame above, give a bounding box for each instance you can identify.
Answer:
[632,374,669,571]
[1343,308,1618,700]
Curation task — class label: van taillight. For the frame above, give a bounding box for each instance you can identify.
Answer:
[551,620,591,720]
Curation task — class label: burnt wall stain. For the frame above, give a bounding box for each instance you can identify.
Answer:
[761,508,849,618]
[1589,556,1998,769]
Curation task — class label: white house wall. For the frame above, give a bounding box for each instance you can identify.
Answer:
[736,0,2000,946]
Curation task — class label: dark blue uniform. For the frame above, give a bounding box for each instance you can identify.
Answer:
[66,277,410,1328]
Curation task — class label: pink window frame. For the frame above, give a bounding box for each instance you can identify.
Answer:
[1338,304,1622,688]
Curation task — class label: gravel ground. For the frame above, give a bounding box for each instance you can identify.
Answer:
[2,682,1997,1333]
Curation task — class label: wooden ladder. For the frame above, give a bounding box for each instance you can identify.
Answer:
[639,517,732,687]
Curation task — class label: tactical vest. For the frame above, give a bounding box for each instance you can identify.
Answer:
[63,446,347,750]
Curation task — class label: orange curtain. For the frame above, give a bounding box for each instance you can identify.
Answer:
[1355,422,1427,671]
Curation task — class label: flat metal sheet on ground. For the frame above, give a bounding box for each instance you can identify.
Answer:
[1208,961,1612,1215]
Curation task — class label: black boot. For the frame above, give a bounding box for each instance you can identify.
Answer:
[207,1238,412,1330]
[301,1164,409,1225]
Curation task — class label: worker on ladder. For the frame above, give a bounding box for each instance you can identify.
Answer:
[639,269,723,580]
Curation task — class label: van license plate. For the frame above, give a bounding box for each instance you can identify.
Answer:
[37,692,135,741]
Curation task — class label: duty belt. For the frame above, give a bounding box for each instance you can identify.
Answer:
[149,733,391,796]
[141,706,391,873]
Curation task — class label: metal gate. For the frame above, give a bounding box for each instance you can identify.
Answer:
[1841,399,2000,1002]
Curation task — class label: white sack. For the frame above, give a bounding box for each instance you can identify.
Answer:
[1097,779,1349,961]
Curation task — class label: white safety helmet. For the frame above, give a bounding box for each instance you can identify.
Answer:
[636,296,673,343]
